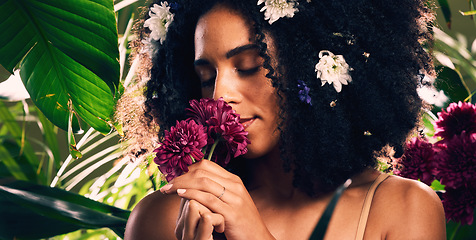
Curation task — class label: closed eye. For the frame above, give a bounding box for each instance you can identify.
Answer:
[237,66,261,76]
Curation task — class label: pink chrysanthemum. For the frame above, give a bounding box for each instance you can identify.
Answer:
[188,98,250,166]
[434,101,476,141]
[154,120,208,181]
[434,131,476,189]
[393,137,437,186]
[442,186,476,225]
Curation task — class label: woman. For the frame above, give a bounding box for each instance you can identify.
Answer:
[124,0,446,239]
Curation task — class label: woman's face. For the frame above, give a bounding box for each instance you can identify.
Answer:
[194,5,280,159]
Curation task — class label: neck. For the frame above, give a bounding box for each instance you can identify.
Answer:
[246,145,306,201]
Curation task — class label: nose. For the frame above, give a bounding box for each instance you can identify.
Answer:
[213,69,241,104]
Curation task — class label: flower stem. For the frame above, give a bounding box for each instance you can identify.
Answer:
[449,222,461,240]
[207,139,220,160]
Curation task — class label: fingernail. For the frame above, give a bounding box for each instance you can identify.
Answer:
[177,189,186,194]
[160,184,172,192]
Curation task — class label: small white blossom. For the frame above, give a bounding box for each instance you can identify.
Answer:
[257,0,299,25]
[143,2,174,44]
[315,50,353,93]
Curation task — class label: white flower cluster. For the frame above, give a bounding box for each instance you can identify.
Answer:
[257,0,299,25]
[144,1,174,44]
[315,50,353,93]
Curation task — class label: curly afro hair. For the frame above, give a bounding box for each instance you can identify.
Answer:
[136,0,435,196]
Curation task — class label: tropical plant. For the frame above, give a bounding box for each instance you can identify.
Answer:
[0,0,155,239]
[0,0,475,239]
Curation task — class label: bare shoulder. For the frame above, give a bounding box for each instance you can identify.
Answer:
[371,174,446,239]
[124,190,182,240]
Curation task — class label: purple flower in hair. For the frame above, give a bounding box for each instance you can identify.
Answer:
[298,80,312,105]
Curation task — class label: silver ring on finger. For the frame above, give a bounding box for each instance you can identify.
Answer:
[217,186,226,199]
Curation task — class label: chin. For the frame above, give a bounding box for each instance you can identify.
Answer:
[242,151,261,159]
[241,143,280,160]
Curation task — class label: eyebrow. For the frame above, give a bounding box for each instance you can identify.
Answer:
[193,44,259,66]
[225,44,259,59]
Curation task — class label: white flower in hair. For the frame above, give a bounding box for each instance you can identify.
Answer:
[144,1,174,44]
[315,50,353,93]
[257,0,299,25]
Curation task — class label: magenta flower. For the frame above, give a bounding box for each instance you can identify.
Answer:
[442,186,476,225]
[188,98,250,166]
[434,101,476,141]
[154,120,208,182]
[393,137,437,186]
[434,131,476,189]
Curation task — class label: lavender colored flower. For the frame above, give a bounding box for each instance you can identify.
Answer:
[297,80,312,105]
[188,98,250,166]
[442,186,476,225]
[154,120,208,181]
[434,101,476,141]
[434,131,476,189]
[393,137,437,186]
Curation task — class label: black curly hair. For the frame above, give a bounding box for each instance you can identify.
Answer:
[139,0,435,196]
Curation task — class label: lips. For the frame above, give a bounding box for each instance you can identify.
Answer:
[239,117,256,129]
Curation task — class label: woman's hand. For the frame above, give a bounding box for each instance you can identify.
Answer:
[160,160,274,240]
[175,198,225,240]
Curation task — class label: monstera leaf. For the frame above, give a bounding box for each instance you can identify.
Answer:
[0,0,119,134]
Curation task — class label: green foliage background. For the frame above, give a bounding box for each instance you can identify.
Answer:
[0,0,475,239]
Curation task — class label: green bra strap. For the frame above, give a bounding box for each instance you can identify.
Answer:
[309,179,352,240]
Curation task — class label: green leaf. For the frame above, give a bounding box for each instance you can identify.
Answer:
[437,0,452,28]
[0,0,119,134]
[434,66,471,105]
[0,144,30,181]
[36,109,61,183]
[446,210,476,240]
[0,180,130,239]
[422,109,437,137]
[0,101,39,182]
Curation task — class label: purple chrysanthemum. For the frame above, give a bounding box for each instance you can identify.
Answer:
[434,131,476,189]
[154,120,207,181]
[434,101,476,141]
[188,98,250,166]
[393,137,437,186]
[442,186,476,225]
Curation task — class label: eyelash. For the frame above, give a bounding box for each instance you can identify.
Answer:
[200,66,261,88]
[238,66,261,76]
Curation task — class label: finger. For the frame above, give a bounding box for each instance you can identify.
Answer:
[161,176,228,199]
[181,200,210,240]
[177,188,234,214]
[175,199,188,239]
[195,212,225,240]
[177,198,187,222]
[187,159,231,177]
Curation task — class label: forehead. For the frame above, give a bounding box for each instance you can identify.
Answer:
[194,5,253,57]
